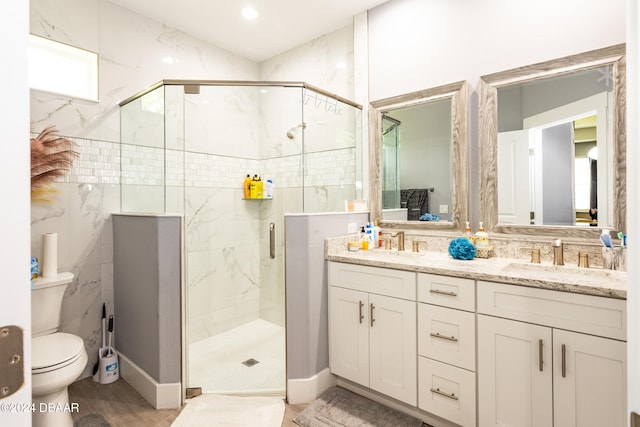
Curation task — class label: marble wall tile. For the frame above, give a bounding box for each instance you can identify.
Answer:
[184,86,261,157]
[259,25,355,100]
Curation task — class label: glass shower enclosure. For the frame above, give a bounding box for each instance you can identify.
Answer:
[119,81,362,397]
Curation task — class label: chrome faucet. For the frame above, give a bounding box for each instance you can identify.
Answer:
[394,231,405,251]
[551,239,564,266]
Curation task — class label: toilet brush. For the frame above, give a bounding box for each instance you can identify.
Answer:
[92,303,106,379]
[106,315,114,356]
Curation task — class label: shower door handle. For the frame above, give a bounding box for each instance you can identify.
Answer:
[269,223,275,259]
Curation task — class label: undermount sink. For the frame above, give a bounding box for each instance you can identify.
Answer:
[501,261,620,280]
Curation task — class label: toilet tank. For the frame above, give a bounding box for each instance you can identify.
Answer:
[31,272,74,337]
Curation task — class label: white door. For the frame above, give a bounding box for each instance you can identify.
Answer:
[369,294,417,406]
[497,130,531,224]
[328,286,369,386]
[0,4,32,425]
[553,329,626,427]
[478,315,552,427]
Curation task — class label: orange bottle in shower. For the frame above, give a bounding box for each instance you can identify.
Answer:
[243,174,252,198]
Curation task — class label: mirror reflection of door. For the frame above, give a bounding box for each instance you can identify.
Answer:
[497,130,530,224]
[497,70,611,227]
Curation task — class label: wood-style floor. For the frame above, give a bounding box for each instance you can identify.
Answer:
[68,377,308,427]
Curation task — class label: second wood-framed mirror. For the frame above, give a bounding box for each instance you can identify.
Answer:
[479,44,626,238]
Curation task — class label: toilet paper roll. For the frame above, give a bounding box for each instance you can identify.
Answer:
[41,232,58,278]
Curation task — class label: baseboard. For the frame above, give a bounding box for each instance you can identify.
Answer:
[118,352,181,409]
[286,368,337,404]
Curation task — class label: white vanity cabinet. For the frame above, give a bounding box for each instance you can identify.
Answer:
[477,280,627,427]
[417,273,477,427]
[328,261,417,405]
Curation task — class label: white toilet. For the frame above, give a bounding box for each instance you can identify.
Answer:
[31,272,88,427]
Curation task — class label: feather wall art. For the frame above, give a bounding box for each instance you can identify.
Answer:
[30,126,79,203]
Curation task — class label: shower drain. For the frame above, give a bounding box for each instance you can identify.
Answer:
[242,358,260,367]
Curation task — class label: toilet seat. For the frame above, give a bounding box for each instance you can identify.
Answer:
[32,332,85,374]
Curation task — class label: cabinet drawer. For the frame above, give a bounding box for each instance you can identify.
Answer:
[419,356,476,427]
[418,304,476,371]
[418,273,475,311]
[478,280,626,341]
[328,261,416,300]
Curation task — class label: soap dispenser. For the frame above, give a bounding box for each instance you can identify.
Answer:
[464,221,474,242]
[475,222,489,248]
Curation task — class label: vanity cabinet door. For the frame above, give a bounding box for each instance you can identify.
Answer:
[369,293,417,406]
[328,286,369,387]
[478,315,552,427]
[553,329,626,427]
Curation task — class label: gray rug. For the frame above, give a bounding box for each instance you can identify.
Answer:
[73,413,111,427]
[294,387,423,427]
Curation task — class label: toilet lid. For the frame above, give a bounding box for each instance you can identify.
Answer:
[32,332,85,373]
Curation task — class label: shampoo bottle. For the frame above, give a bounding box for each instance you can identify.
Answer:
[243,174,252,199]
[266,179,274,199]
[250,174,259,198]
[256,176,263,198]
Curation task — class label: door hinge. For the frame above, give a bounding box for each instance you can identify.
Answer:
[0,326,24,399]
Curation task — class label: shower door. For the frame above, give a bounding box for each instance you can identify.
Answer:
[181,84,297,396]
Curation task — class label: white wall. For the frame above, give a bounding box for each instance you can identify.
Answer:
[368,0,626,100]
[0,2,31,426]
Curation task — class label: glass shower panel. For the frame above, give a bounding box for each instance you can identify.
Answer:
[301,88,362,213]
[382,115,400,209]
[120,85,167,213]
[183,84,300,395]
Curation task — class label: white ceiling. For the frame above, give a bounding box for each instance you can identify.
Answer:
[109,0,390,62]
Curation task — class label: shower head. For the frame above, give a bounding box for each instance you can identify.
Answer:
[286,122,307,139]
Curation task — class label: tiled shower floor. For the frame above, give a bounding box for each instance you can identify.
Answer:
[187,319,286,396]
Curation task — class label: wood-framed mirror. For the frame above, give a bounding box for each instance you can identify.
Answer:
[479,44,626,238]
[369,81,468,230]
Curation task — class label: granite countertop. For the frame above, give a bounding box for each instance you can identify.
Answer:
[326,248,627,299]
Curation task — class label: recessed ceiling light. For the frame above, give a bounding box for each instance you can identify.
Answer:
[241,6,259,20]
[335,62,347,69]
[162,56,175,64]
